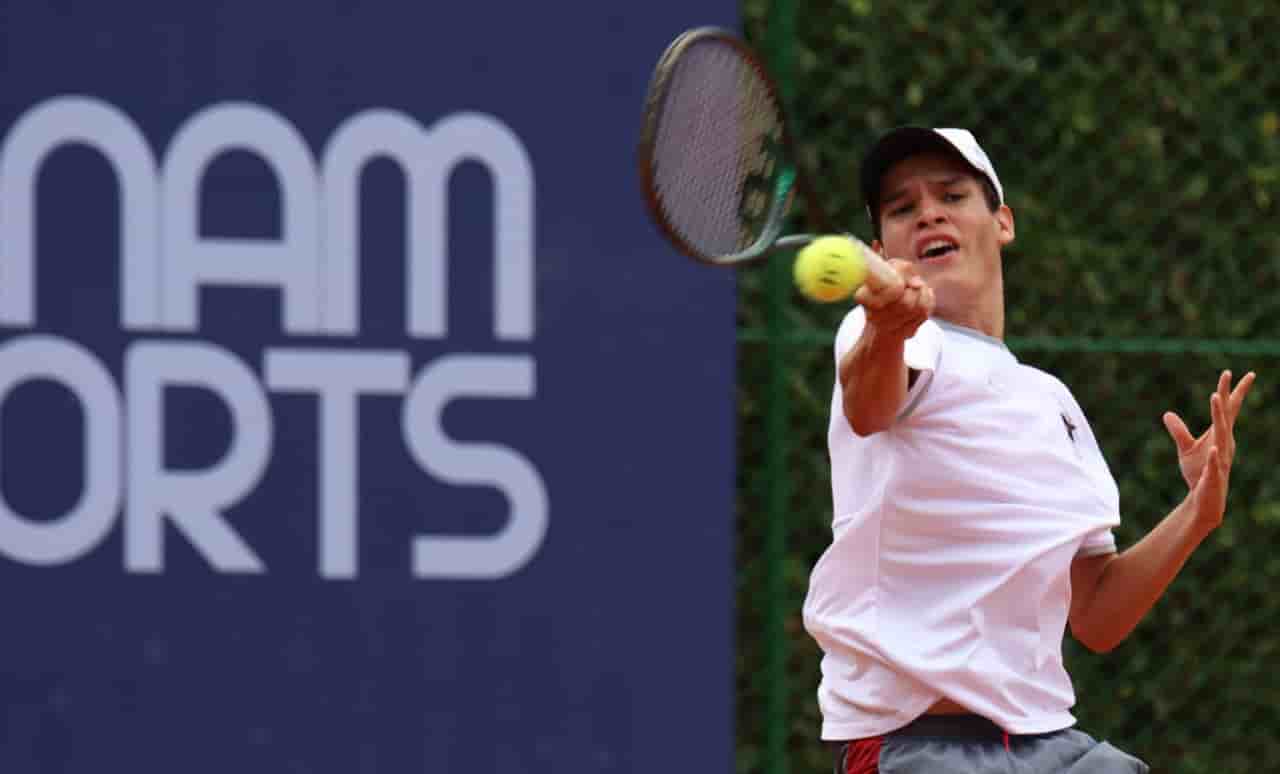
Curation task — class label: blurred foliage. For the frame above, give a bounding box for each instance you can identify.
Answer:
[735,2,1280,773]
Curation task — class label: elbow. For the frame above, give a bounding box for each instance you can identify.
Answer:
[846,410,889,438]
[1080,637,1120,655]
[843,395,892,437]
[1071,624,1123,654]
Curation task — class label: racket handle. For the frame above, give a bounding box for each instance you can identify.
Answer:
[853,239,900,291]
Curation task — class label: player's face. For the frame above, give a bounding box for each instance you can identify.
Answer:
[872,153,1014,316]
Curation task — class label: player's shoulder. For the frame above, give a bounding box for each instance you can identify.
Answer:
[1019,361,1081,401]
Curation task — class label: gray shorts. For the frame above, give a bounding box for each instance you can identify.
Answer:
[833,715,1149,773]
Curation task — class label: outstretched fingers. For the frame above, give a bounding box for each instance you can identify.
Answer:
[1195,445,1228,528]
[1211,392,1233,468]
[1216,371,1233,430]
[1212,369,1256,461]
[1162,411,1195,454]
[1227,371,1257,423]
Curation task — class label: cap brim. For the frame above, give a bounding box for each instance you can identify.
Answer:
[859,127,974,216]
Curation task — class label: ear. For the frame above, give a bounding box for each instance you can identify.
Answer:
[995,204,1015,247]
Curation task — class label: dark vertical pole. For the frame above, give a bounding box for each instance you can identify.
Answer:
[761,2,796,772]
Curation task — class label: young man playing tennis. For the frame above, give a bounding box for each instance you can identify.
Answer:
[802,126,1256,773]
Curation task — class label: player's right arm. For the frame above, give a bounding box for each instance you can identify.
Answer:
[837,260,934,436]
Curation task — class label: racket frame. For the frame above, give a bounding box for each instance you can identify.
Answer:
[637,26,833,267]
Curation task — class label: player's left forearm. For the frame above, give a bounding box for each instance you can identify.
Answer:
[1070,497,1214,652]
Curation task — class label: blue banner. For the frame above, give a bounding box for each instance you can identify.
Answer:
[0,2,737,771]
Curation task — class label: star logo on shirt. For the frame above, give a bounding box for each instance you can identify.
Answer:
[1061,413,1078,443]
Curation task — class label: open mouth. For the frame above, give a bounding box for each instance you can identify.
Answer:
[918,239,958,261]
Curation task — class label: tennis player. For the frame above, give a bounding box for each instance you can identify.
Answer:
[802,126,1255,773]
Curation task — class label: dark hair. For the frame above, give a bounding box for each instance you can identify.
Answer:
[870,174,1001,240]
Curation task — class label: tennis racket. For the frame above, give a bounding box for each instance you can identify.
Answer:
[637,27,896,288]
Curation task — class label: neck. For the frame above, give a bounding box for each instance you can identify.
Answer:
[936,271,1005,339]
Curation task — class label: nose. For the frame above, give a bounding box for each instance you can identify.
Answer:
[915,196,947,228]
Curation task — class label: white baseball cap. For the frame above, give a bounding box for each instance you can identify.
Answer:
[859,127,1004,222]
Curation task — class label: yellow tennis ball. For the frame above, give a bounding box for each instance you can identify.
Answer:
[793,236,868,303]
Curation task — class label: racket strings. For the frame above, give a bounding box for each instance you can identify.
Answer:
[651,39,784,257]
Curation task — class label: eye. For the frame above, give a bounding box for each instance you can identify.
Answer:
[888,202,913,217]
[943,191,967,203]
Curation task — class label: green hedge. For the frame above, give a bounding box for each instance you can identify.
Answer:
[736,3,1280,772]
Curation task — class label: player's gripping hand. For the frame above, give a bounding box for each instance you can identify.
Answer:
[855,258,934,340]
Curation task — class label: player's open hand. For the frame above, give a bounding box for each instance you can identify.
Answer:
[1163,370,1256,530]
[855,258,934,340]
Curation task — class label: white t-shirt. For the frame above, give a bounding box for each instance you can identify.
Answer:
[802,308,1120,740]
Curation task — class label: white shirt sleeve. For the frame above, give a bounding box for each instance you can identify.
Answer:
[1077,530,1118,557]
[1054,382,1121,558]
[833,308,943,420]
